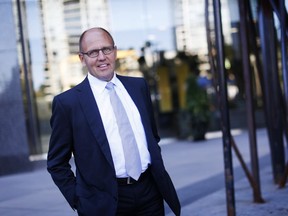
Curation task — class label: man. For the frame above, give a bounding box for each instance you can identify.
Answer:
[47,27,180,216]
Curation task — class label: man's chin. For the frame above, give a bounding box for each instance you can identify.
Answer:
[91,72,114,81]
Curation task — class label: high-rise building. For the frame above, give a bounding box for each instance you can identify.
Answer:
[172,0,231,55]
[41,0,110,100]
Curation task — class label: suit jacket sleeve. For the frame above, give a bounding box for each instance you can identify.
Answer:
[47,95,77,210]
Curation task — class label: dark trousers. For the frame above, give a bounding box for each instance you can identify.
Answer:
[116,171,164,216]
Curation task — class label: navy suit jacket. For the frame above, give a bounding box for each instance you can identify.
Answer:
[47,75,180,215]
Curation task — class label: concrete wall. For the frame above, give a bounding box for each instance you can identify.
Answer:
[0,1,31,175]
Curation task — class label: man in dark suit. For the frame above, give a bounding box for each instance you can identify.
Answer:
[47,27,180,216]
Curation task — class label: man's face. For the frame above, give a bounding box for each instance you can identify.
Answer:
[79,29,117,81]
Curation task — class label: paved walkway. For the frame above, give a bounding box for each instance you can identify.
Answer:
[0,128,287,215]
[166,159,288,216]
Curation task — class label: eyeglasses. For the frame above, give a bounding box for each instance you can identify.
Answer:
[80,46,115,58]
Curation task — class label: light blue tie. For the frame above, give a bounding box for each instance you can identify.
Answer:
[106,82,142,180]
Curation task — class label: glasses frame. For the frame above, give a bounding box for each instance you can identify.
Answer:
[80,45,116,58]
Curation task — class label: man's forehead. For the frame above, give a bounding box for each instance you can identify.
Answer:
[83,29,111,42]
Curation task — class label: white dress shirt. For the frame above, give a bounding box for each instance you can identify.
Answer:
[88,73,151,177]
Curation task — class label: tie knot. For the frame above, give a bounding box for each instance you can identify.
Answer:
[106,82,114,90]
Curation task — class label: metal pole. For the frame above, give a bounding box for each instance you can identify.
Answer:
[279,0,288,135]
[258,0,285,183]
[213,0,235,215]
[205,0,217,80]
[237,0,263,203]
[279,0,288,188]
[268,0,288,37]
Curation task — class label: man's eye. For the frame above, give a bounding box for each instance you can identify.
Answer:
[88,50,98,56]
[103,47,111,52]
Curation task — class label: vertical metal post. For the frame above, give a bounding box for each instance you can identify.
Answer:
[237,0,263,203]
[213,0,235,215]
[268,0,288,37]
[279,0,288,188]
[280,0,288,136]
[205,0,217,83]
[258,0,285,183]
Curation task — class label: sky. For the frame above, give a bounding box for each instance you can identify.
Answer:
[108,0,175,51]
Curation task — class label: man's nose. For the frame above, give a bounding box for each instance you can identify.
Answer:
[97,50,106,60]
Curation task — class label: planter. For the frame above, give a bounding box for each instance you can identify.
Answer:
[191,120,209,141]
[186,74,210,141]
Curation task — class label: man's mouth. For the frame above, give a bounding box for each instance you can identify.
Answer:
[98,64,109,68]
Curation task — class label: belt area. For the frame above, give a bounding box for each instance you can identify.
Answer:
[117,168,151,185]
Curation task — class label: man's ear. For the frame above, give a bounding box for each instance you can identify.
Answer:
[79,54,86,67]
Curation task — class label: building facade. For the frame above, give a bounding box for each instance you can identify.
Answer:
[0,0,267,175]
[0,0,110,175]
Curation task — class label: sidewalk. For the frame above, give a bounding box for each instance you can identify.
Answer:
[167,162,288,216]
[0,128,287,216]
[163,128,288,215]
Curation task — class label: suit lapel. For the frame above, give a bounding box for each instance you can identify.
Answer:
[75,78,114,169]
[118,76,145,116]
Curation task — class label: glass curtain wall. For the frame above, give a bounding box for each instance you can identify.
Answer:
[12,0,286,156]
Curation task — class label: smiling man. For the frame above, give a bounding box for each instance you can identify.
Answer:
[47,27,180,216]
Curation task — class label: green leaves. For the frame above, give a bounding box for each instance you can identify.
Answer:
[186,74,210,123]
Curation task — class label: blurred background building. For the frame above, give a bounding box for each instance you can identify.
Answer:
[0,0,285,175]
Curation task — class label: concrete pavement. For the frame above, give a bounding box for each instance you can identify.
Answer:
[0,128,287,215]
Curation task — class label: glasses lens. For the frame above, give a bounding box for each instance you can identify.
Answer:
[102,46,114,55]
[87,50,99,57]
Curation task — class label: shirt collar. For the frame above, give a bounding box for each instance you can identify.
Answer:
[110,74,123,89]
[87,72,121,93]
[87,73,111,94]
